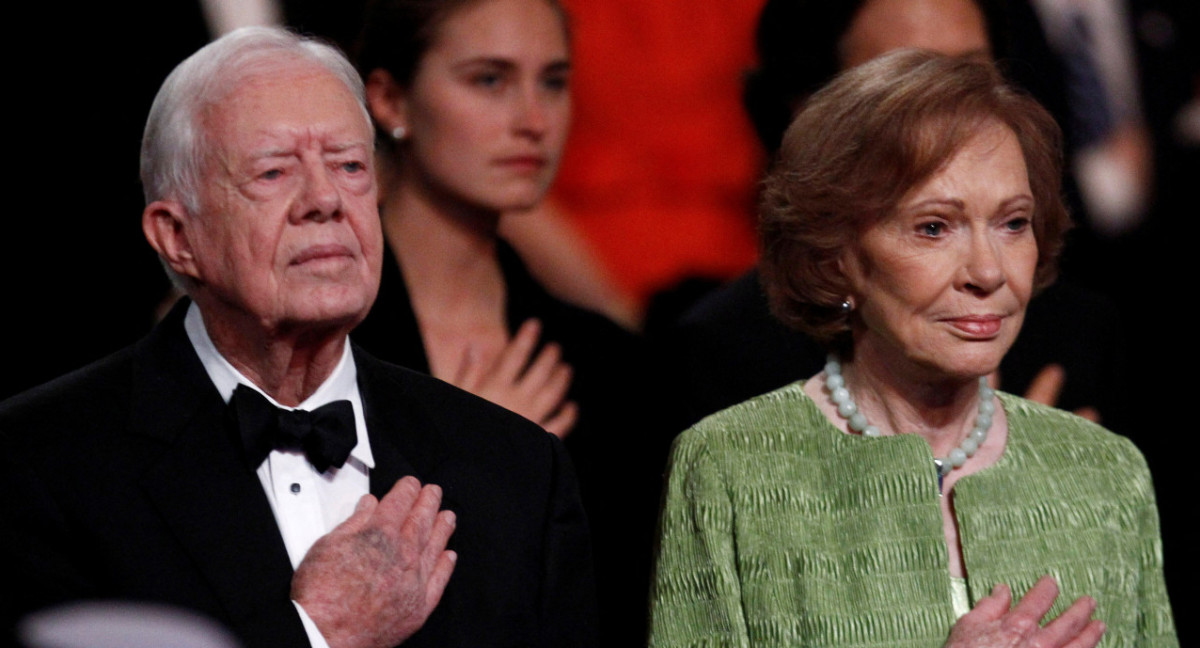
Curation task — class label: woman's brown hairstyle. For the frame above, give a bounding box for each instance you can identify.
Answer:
[759,49,1068,345]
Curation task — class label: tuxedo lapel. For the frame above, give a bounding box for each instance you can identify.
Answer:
[354,347,466,512]
[129,303,303,640]
[356,348,426,498]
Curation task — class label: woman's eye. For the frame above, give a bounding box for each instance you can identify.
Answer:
[260,169,283,181]
[341,161,366,173]
[1005,216,1032,232]
[542,73,569,92]
[918,221,945,237]
[473,73,503,89]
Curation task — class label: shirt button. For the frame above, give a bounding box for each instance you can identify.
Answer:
[290,483,301,494]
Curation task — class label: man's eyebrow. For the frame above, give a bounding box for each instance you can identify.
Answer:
[250,147,297,160]
[325,141,370,154]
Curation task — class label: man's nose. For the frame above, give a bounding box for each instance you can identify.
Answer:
[294,162,342,222]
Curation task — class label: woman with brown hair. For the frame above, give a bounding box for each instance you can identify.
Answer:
[649,50,1176,648]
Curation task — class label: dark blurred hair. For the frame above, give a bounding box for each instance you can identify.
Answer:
[743,0,866,156]
[743,0,1004,156]
[759,50,1069,344]
[355,0,567,87]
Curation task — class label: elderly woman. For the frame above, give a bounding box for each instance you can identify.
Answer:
[648,51,1176,648]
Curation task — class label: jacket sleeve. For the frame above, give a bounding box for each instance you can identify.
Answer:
[3,454,98,629]
[539,436,600,648]
[1124,439,1178,648]
[648,431,750,648]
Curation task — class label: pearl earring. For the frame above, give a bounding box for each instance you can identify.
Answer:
[391,126,407,140]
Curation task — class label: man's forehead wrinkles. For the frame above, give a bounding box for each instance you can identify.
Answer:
[242,144,369,165]
[240,127,370,157]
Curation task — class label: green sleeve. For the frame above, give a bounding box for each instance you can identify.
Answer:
[648,432,750,648]
[1126,439,1178,647]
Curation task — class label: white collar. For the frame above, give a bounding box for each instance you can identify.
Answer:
[183,302,375,469]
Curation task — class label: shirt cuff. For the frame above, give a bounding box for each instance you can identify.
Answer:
[293,600,333,648]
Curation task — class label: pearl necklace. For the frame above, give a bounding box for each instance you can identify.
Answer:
[823,355,994,492]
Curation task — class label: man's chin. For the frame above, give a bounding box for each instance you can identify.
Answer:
[270,293,373,338]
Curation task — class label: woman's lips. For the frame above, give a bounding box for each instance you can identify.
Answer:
[946,315,1003,338]
[494,155,546,172]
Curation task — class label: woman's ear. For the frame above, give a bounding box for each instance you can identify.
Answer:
[365,69,409,138]
[836,245,864,306]
[836,246,855,284]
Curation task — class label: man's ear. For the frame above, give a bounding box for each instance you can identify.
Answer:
[365,68,409,138]
[143,200,201,281]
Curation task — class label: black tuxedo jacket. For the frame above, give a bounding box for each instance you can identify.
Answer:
[2,303,598,647]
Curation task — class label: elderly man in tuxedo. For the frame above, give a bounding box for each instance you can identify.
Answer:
[2,27,596,648]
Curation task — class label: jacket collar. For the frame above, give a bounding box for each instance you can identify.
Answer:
[129,299,307,640]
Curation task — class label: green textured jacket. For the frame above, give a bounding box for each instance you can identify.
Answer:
[649,383,1177,648]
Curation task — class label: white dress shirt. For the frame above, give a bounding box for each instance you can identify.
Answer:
[184,303,373,647]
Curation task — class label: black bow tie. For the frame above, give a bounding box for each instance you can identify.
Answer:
[229,384,357,473]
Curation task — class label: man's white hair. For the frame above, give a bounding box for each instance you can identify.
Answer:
[140,26,372,215]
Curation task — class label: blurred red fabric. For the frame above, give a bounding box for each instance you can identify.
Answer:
[553,0,766,305]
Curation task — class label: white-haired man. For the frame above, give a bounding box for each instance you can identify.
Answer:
[2,27,596,648]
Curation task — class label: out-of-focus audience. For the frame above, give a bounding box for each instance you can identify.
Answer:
[19,602,242,648]
[539,0,766,319]
[348,0,661,643]
[351,0,583,437]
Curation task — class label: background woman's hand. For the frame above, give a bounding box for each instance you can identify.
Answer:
[945,576,1105,648]
[451,319,578,438]
[989,365,1101,423]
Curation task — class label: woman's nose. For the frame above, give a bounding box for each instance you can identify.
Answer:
[960,232,1006,294]
[513,87,549,139]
